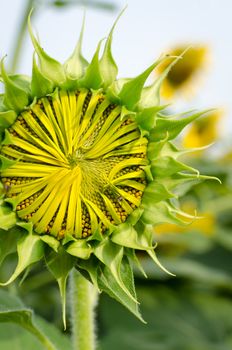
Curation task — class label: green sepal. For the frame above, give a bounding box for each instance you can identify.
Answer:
[94,238,138,303]
[141,164,153,181]
[16,221,33,234]
[3,197,18,211]
[97,256,145,323]
[135,105,165,131]
[125,248,147,278]
[138,54,183,108]
[127,207,144,225]
[1,128,14,145]
[76,256,100,291]
[0,201,17,230]
[150,156,199,178]
[40,235,60,252]
[146,241,176,277]
[0,154,18,170]
[79,40,103,89]
[61,233,77,245]
[0,227,24,266]
[156,173,201,195]
[142,181,175,204]
[0,110,17,129]
[1,60,29,113]
[64,14,88,80]
[87,226,103,241]
[150,110,212,141]
[120,105,136,121]
[111,223,153,250]
[28,13,66,85]
[8,74,31,95]
[117,60,161,110]
[99,8,126,88]
[141,201,189,227]
[66,239,92,259]
[106,78,129,104]
[45,248,75,329]
[0,231,44,286]
[135,223,175,276]
[147,138,173,159]
[31,53,54,97]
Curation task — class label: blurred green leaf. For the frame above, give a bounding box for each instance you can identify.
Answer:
[99,286,232,350]
[0,323,44,350]
[137,256,232,290]
[0,289,71,350]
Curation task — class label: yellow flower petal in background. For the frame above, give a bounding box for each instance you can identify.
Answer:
[182,110,223,150]
[157,45,208,99]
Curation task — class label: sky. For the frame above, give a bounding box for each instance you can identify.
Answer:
[0,0,231,137]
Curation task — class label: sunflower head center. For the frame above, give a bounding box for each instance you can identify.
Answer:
[0,88,148,239]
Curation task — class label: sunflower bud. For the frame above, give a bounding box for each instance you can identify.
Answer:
[0,11,214,322]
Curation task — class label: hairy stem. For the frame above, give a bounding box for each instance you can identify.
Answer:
[70,269,98,350]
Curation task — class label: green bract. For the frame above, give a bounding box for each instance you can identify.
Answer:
[0,12,214,323]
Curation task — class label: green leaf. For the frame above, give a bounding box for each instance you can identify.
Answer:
[97,256,144,322]
[0,232,44,286]
[46,248,75,329]
[99,286,232,350]
[0,323,44,350]
[149,257,232,287]
[0,289,71,350]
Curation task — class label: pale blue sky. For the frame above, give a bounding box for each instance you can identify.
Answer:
[0,0,232,136]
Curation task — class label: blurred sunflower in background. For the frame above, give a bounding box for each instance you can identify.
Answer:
[182,110,223,150]
[157,45,208,99]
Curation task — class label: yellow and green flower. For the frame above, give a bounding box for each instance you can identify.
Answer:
[0,14,213,322]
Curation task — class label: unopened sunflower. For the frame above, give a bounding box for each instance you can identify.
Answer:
[0,13,213,322]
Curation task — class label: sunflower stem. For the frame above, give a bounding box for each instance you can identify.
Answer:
[70,269,98,350]
[10,0,36,73]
